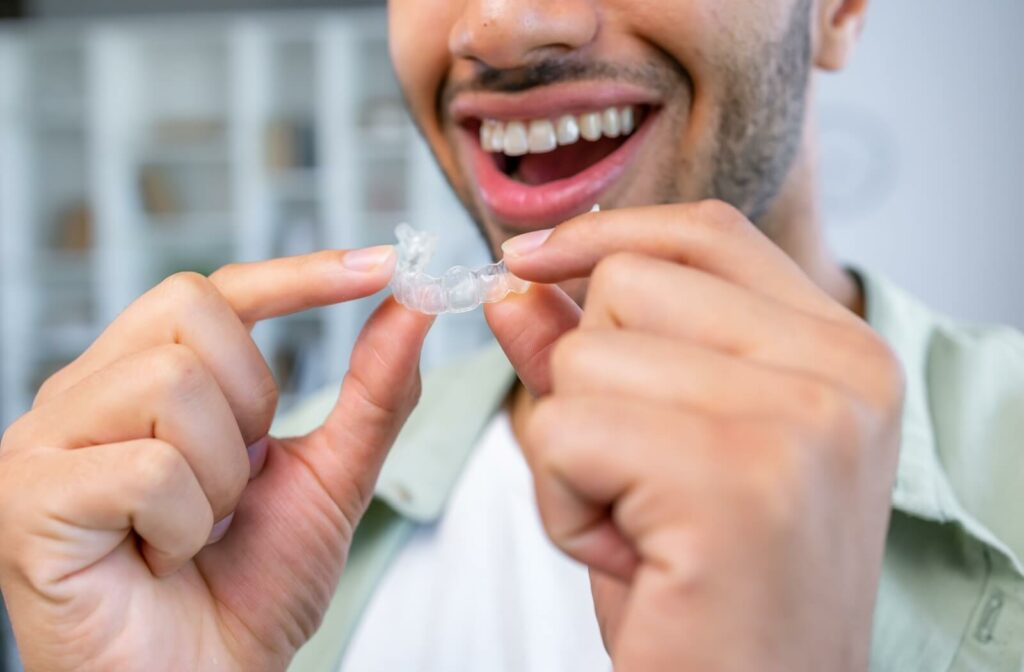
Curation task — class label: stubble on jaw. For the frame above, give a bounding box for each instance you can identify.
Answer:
[421,0,814,246]
[707,0,814,225]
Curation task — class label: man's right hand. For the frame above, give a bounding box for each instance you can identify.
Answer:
[0,247,434,671]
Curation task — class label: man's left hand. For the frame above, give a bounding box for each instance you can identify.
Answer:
[485,201,905,672]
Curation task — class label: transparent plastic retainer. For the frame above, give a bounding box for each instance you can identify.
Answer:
[390,224,531,315]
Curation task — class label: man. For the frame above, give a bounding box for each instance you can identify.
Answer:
[0,0,1022,670]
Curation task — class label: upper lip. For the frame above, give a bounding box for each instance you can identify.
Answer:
[449,81,662,125]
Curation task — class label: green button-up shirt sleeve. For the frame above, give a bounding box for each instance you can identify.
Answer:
[282,270,1024,672]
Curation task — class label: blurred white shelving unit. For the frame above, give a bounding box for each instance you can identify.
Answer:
[0,10,492,428]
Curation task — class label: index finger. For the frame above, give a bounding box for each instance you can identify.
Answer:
[34,246,397,431]
[502,201,850,322]
[210,246,397,325]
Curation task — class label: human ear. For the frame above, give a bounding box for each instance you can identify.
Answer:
[815,0,868,71]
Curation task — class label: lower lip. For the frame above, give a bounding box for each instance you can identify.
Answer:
[466,112,657,230]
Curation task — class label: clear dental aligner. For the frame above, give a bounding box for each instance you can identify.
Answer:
[390,224,531,315]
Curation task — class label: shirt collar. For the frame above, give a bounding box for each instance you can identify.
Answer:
[859,269,1023,573]
[859,269,951,521]
[372,344,516,521]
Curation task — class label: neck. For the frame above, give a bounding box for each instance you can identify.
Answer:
[758,104,864,318]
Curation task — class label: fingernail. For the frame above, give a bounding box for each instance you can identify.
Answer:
[502,228,554,258]
[207,513,235,545]
[343,245,396,272]
[247,436,269,480]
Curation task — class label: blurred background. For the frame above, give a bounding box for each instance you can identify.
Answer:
[0,1,1022,669]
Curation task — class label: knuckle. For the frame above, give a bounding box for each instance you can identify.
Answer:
[650,528,713,598]
[0,455,19,522]
[603,251,642,275]
[793,380,857,436]
[845,327,907,412]
[161,271,216,304]
[590,253,638,296]
[869,339,907,411]
[524,398,565,457]
[131,441,189,501]
[149,344,210,402]
[363,364,424,425]
[526,399,589,479]
[0,453,72,557]
[693,199,744,231]
[588,259,617,297]
[402,372,424,414]
[0,417,29,456]
[848,326,886,360]
[343,366,398,421]
[34,370,67,407]
[34,357,86,408]
[736,421,807,529]
[549,330,592,381]
[794,382,868,474]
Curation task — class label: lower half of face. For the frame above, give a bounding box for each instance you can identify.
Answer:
[389,0,813,259]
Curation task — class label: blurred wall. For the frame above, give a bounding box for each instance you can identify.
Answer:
[819,1,1024,328]
[29,0,372,17]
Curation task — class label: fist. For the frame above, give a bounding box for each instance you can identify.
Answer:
[488,201,905,671]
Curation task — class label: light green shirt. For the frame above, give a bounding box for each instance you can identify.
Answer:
[277,271,1024,672]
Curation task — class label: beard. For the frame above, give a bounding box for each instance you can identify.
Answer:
[710,0,814,222]
[430,0,814,236]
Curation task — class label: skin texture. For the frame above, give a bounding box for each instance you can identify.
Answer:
[390,0,902,669]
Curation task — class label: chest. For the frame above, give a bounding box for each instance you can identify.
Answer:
[339,412,612,672]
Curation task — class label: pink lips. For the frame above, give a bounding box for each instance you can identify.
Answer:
[451,83,661,231]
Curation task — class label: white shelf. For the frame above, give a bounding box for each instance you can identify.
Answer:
[271,168,319,198]
[0,10,487,429]
[145,211,234,231]
[139,143,231,165]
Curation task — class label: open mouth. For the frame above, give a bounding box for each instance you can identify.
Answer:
[453,89,660,230]
[479,106,650,186]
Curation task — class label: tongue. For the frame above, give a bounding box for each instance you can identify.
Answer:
[514,136,624,186]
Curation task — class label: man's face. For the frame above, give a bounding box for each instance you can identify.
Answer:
[388,0,814,259]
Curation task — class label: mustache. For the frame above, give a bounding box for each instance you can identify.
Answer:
[440,57,689,115]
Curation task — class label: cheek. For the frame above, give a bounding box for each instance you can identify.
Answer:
[620,1,785,187]
[389,0,468,193]
[388,0,455,134]
[630,1,786,63]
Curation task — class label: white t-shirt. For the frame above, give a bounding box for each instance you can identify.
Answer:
[340,410,611,672]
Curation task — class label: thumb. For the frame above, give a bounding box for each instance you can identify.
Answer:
[591,571,630,655]
[311,297,434,518]
[484,284,581,397]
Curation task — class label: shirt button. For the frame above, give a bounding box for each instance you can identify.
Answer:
[391,482,414,505]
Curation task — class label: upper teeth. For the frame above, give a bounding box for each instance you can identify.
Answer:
[480,105,638,156]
